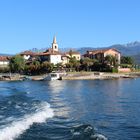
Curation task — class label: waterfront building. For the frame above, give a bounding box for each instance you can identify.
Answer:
[19,36,81,65]
[0,56,10,68]
[83,48,121,64]
[39,36,82,65]
[39,36,62,65]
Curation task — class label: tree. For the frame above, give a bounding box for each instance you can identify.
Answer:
[80,58,95,71]
[32,60,40,70]
[0,67,10,73]
[121,56,134,64]
[41,61,54,73]
[55,62,63,71]
[9,55,25,73]
[24,60,41,75]
[105,55,118,67]
[66,57,81,71]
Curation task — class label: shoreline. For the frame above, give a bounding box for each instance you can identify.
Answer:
[61,72,139,80]
[0,72,140,81]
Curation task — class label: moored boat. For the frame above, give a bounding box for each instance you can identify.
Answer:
[43,72,66,81]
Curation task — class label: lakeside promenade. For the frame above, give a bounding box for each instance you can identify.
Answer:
[62,72,139,80]
[0,72,139,81]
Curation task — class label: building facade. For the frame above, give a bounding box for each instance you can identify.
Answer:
[39,36,62,65]
[65,50,81,61]
[19,36,81,65]
[0,56,10,68]
[83,48,121,64]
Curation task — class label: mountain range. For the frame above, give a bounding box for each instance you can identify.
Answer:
[1,41,140,64]
[29,41,140,55]
[30,41,140,64]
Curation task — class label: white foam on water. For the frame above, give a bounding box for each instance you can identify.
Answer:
[91,134,108,140]
[15,104,21,109]
[0,102,54,140]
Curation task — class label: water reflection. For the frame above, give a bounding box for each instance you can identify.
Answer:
[1,79,140,139]
[48,80,65,94]
[98,79,124,115]
[63,81,91,119]
[48,81,71,118]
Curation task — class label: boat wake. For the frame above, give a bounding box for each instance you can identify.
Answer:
[0,102,54,140]
[71,124,108,140]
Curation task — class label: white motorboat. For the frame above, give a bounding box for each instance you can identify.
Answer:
[43,72,63,81]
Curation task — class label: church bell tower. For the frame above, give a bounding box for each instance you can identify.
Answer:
[52,36,58,52]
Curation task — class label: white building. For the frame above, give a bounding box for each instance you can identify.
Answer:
[39,36,62,65]
[0,56,9,68]
[37,36,81,65]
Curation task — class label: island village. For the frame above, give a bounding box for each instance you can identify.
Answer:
[0,36,138,81]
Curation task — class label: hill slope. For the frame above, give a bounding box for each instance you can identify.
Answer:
[131,54,140,64]
[30,41,140,56]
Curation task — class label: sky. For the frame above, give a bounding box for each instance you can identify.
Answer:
[0,0,140,54]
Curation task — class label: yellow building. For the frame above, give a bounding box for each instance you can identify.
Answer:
[65,50,81,61]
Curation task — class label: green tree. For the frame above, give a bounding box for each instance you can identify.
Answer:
[25,60,41,75]
[80,58,95,71]
[0,67,10,73]
[32,60,40,70]
[105,55,118,67]
[9,55,25,73]
[66,57,81,71]
[41,61,54,73]
[121,56,134,64]
[55,62,63,71]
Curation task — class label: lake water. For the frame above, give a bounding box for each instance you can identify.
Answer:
[0,78,140,140]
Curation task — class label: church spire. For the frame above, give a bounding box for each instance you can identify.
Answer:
[53,36,57,44]
[52,36,58,52]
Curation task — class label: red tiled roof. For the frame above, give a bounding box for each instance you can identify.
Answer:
[83,48,121,57]
[87,48,120,54]
[83,54,89,57]
[61,54,70,58]
[37,49,62,56]
[0,56,9,61]
[65,51,80,55]
[20,51,36,56]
